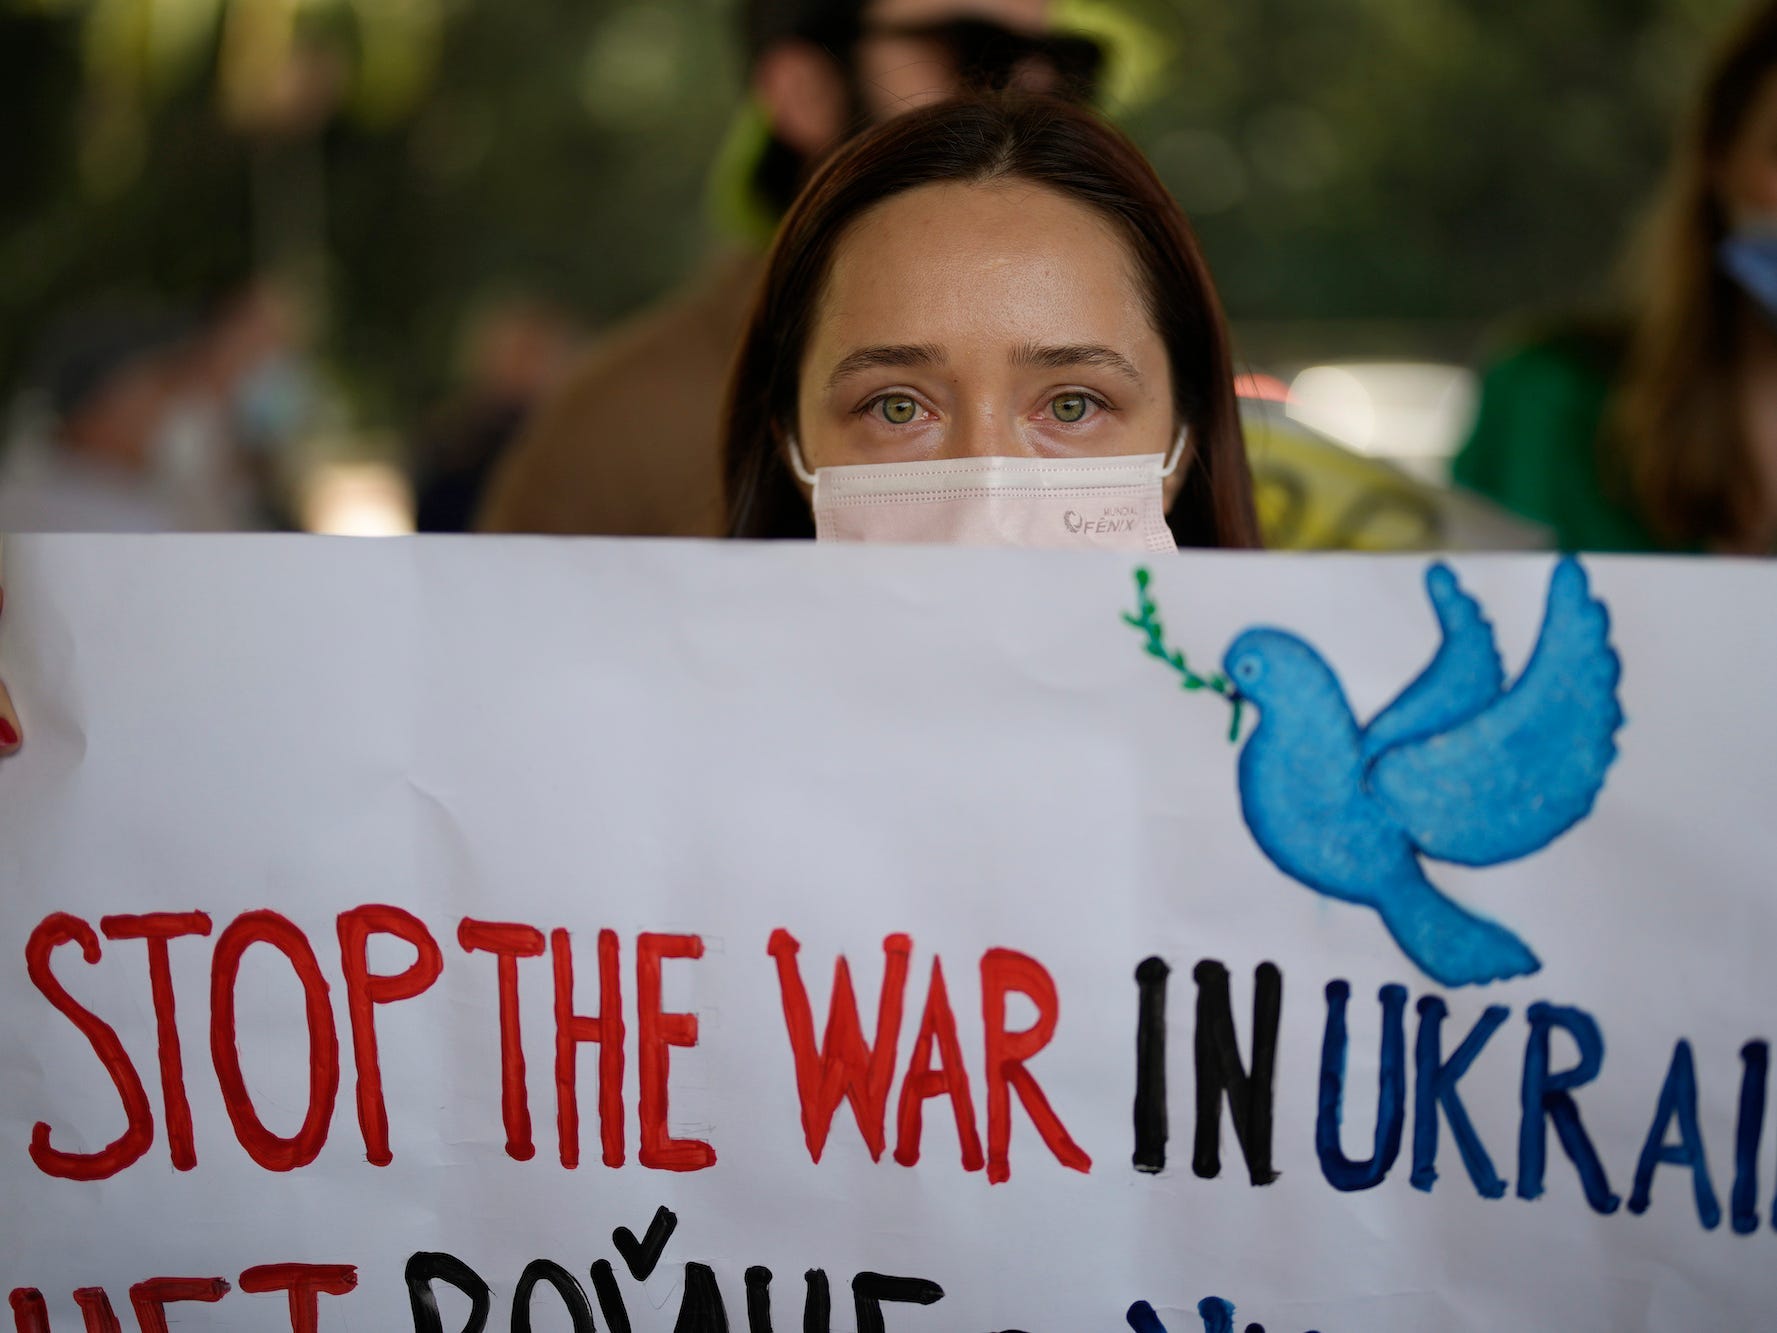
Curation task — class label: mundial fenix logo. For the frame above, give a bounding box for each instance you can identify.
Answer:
[1067,504,1142,536]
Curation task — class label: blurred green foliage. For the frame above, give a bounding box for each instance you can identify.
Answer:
[0,0,1752,426]
[1124,0,1742,328]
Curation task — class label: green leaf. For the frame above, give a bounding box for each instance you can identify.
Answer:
[1123,566,1243,746]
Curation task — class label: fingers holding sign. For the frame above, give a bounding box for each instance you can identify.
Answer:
[0,541,21,755]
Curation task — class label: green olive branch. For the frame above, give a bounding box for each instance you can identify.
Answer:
[1121,566,1244,743]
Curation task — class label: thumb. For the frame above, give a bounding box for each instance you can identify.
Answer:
[0,671,18,755]
[0,544,18,754]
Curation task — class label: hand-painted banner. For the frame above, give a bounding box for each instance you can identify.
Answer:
[0,536,1772,1331]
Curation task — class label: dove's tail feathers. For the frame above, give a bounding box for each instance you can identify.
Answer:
[1375,872,1541,988]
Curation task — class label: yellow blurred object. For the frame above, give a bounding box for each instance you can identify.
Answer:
[149,0,222,94]
[1242,403,1549,552]
[703,98,781,249]
[218,0,297,130]
[346,0,440,128]
[217,0,434,133]
[1051,0,1172,113]
[83,0,222,103]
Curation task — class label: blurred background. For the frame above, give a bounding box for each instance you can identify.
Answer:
[0,0,1751,540]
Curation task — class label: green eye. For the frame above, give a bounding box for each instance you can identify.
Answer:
[877,396,917,425]
[1052,394,1089,423]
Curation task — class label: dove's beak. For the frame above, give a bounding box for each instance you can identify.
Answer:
[1219,685,1246,745]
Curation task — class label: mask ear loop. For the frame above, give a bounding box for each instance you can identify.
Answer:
[785,432,818,486]
[1159,426,1189,479]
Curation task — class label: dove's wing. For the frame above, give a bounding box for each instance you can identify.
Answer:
[1366,557,1622,867]
[1359,563,1505,765]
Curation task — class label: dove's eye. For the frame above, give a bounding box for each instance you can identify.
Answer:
[1235,658,1262,683]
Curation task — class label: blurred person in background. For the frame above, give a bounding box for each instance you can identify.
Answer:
[476,0,1103,538]
[0,306,236,533]
[0,286,316,535]
[412,294,585,532]
[1455,0,1777,554]
[191,281,322,529]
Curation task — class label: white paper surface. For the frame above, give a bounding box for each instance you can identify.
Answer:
[0,535,1773,1331]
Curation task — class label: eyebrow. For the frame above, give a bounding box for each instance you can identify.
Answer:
[821,340,1146,390]
[1011,342,1144,385]
[825,343,948,390]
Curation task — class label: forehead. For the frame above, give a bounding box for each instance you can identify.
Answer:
[862,0,1051,31]
[814,179,1150,349]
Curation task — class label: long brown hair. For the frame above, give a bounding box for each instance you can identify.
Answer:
[1614,2,1777,547]
[722,94,1259,547]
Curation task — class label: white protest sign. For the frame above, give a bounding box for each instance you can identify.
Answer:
[0,536,1772,1331]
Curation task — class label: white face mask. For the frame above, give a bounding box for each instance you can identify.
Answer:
[787,431,1187,551]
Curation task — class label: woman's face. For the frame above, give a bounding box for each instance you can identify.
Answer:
[794,178,1183,502]
[1719,73,1777,223]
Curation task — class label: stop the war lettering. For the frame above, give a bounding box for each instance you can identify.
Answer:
[895,956,984,1172]
[338,906,442,1168]
[637,932,715,1171]
[18,908,713,1182]
[553,926,625,1170]
[981,946,1093,1183]
[98,912,211,1171]
[768,930,910,1164]
[767,931,1089,1182]
[210,911,339,1172]
[24,914,155,1181]
[457,919,547,1162]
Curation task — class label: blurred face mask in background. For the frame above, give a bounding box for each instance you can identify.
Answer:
[787,431,1186,550]
[1719,225,1777,324]
[231,354,314,455]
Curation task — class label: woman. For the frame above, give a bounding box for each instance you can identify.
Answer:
[1456,0,1777,553]
[723,94,1259,549]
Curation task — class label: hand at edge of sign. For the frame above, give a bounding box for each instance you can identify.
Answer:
[0,582,20,757]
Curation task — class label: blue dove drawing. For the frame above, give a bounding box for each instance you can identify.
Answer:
[1220,557,1624,987]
